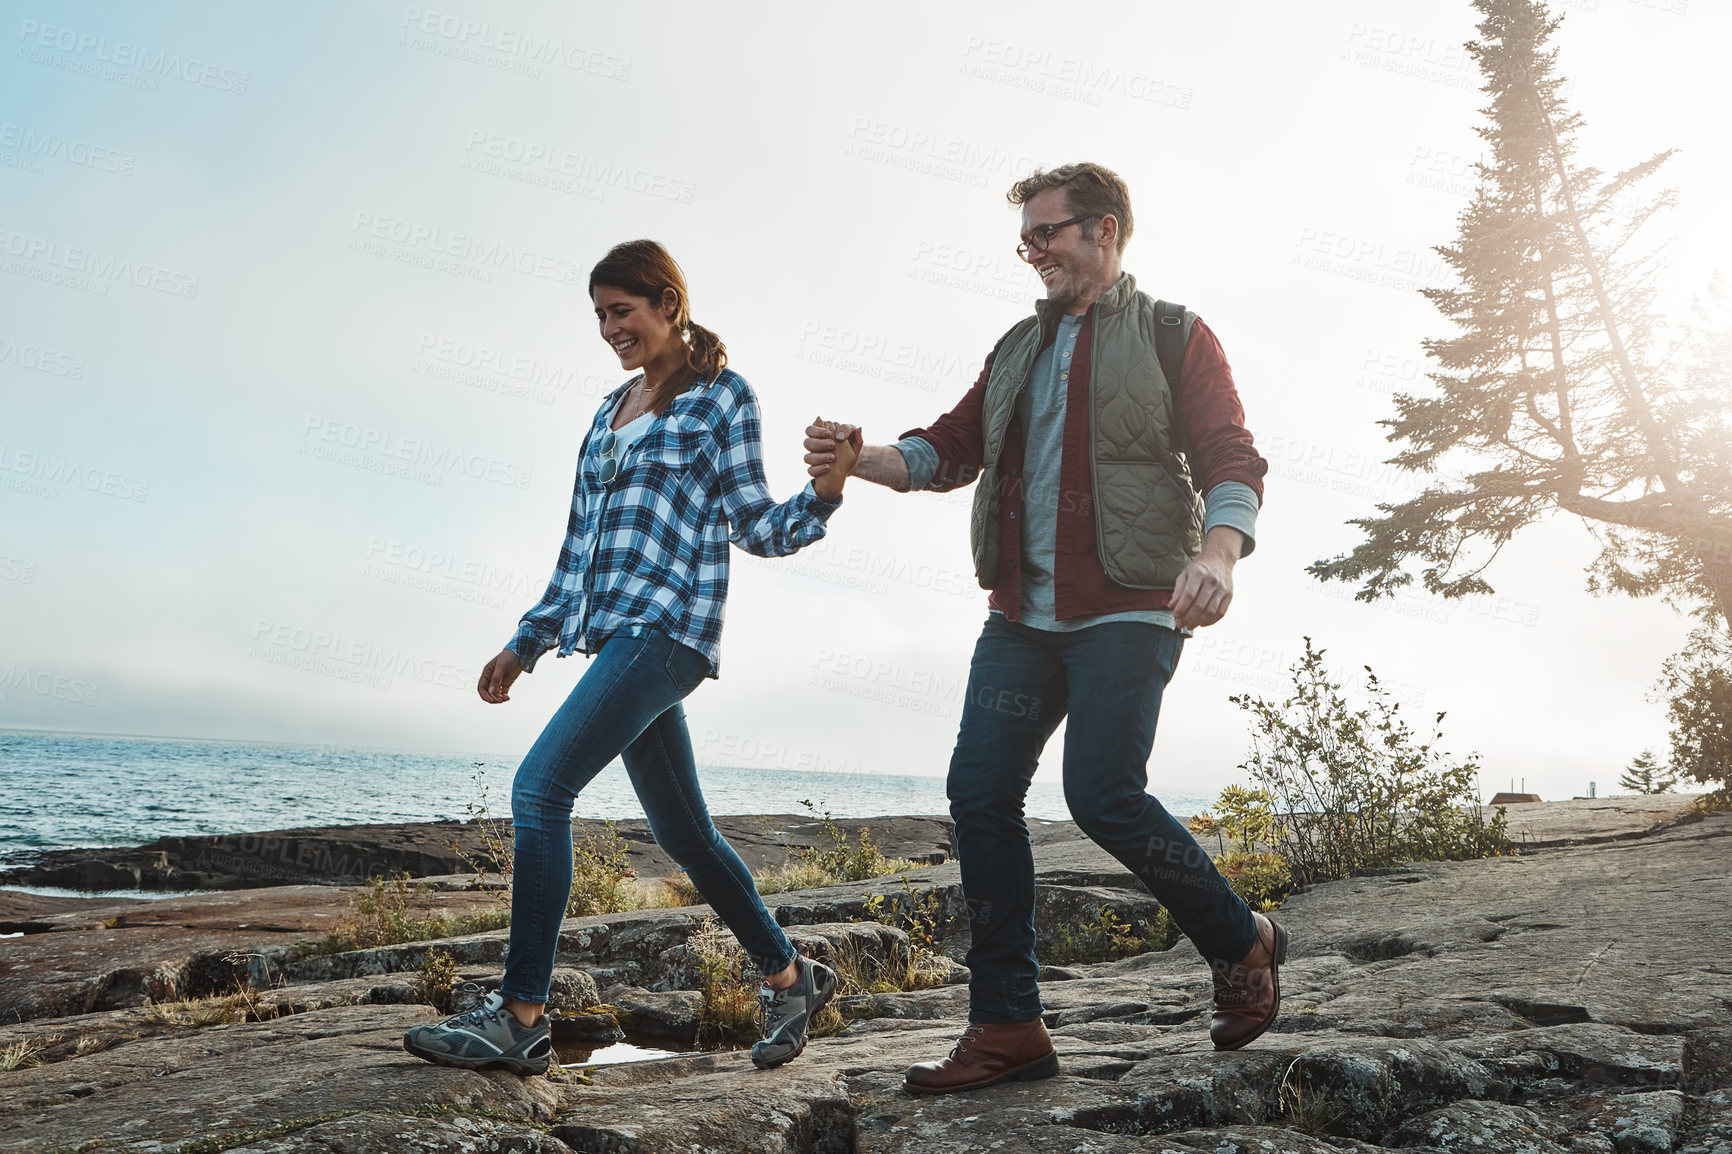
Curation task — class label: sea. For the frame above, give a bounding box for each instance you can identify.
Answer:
[0,729,1212,864]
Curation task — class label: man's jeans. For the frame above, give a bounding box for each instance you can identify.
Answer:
[500,628,796,1005]
[949,615,1259,1024]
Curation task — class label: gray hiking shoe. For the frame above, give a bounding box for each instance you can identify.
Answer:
[403,988,552,1076]
[751,954,838,1069]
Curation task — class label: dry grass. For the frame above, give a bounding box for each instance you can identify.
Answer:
[754,814,924,896]
[1278,1058,1346,1136]
[299,873,513,957]
[0,1039,43,1071]
[137,992,251,1028]
[689,919,763,1050]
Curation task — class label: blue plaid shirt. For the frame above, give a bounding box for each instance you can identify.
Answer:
[507,368,841,677]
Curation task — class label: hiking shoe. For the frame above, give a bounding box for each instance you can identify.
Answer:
[403,988,552,1076]
[751,954,837,1069]
[1210,911,1289,1051]
[904,1018,1059,1095]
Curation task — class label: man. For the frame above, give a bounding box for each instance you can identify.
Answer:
[803,162,1285,1095]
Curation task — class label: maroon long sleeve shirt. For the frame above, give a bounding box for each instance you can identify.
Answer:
[899,314,1267,621]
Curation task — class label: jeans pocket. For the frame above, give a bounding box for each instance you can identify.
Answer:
[664,640,708,694]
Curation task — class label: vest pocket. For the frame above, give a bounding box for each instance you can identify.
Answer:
[1095,462,1203,589]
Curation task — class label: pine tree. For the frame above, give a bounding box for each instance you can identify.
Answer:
[1617,748,1674,795]
[1310,0,1732,627]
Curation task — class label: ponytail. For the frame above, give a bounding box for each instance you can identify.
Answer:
[684,321,727,382]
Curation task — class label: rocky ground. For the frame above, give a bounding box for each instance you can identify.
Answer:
[1,796,1728,1153]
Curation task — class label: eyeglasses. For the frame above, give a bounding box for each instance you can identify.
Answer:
[1016,214,1099,262]
[596,428,621,485]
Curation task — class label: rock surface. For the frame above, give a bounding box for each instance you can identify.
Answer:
[0,799,1725,1152]
[0,813,955,891]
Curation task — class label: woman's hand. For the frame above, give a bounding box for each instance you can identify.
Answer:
[811,417,862,501]
[478,648,524,704]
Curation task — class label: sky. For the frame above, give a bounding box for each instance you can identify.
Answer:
[1,0,1725,804]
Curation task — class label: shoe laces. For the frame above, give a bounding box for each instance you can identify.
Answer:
[949,1023,987,1061]
[755,984,786,1036]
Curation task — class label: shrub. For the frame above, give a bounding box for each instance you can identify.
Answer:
[299,873,511,957]
[1038,905,1179,966]
[419,949,459,1012]
[1190,784,1294,911]
[567,821,637,918]
[755,803,923,895]
[1227,638,1509,885]
[689,919,763,1050]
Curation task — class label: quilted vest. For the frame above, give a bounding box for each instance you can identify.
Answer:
[969,273,1205,591]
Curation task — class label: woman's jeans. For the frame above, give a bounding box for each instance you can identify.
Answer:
[948,615,1259,1024]
[499,628,796,1005]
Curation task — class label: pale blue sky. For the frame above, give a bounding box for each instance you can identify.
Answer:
[3,0,1727,801]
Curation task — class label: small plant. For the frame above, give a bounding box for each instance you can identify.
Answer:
[299,872,511,957]
[1278,1058,1346,1136]
[419,949,459,1012]
[850,876,953,992]
[567,821,637,918]
[859,876,944,957]
[1190,785,1294,912]
[756,802,924,894]
[689,919,762,1050]
[73,1034,113,1057]
[0,1039,42,1071]
[657,871,704,907]
[1619,749,1677,795]
[450,764,515,902]
[1038,905,1179,966]
[137,992,255,1029]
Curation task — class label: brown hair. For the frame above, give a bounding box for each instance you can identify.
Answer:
[1006,163,1134,255]
[588,239,728,414]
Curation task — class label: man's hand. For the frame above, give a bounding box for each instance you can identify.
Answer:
[805,422,912,491]
[811,417,862,502]
[478,648,524,704]
[1170,527,1246,630]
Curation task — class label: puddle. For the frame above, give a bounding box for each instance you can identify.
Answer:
[556,1041,688,1069]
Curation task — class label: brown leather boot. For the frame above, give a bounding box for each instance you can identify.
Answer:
[903,1018,1059,1095]
[1209,911,1288,1051]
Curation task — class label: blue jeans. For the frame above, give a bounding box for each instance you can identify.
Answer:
[948,615,1259,1023]
[499,628,796,1005]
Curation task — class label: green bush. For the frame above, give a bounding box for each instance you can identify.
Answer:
[1226,638,1509,885]
[1189,784,1295,912]
[298,873,511,957]
[567,821,637,918]
[756,804,923,895]
[1038,905,1179,966]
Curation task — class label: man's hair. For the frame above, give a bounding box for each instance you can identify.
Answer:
[1006,163,1133,255]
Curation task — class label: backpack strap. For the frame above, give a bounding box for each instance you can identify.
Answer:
[1153,299,1191,459]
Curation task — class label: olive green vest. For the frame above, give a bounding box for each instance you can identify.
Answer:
[969,273,1204,591]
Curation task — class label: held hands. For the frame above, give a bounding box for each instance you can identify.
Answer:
[809,417,862,502]
[804,420,853,478]
[477,648,524,704]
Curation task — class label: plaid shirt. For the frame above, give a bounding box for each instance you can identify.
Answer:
[507,368,841,678]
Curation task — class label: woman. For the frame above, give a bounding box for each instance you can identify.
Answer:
[404,240,861,1076]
